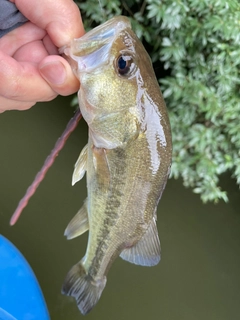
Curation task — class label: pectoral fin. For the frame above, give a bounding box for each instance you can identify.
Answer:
[92,146,110,189]
[120,218,160,266]
[72,144,88,186]
[64,200,89,240]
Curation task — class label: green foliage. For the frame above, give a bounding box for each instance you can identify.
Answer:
[74,0,240,203]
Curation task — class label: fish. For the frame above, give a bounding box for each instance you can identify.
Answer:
[61,16,172,315]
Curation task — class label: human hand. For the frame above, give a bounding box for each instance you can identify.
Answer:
[0,0,84,112]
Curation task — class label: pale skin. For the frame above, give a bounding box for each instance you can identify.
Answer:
[0,0,84,112]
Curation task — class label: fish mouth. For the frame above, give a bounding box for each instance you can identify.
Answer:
[61,16,131,74]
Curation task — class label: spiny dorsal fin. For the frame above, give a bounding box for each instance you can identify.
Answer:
[120,218,160,266]
[72,144,88,186]
[64,200,89,240]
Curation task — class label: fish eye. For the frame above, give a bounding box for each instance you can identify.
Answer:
[116,55,135,76]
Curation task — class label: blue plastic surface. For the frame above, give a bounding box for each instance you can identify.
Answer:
[0,235,50,320]
[0,307,17,320]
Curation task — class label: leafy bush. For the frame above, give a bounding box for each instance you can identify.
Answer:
[75,0,240,203]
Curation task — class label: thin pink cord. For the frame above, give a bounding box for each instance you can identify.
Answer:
[10,109,82,226]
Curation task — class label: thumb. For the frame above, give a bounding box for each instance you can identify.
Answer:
[39,56,79,96]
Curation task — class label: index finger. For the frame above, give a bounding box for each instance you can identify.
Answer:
[0,50,56,101]
[12,0,85,47]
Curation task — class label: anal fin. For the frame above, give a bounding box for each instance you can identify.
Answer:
[64,200,89,240]
[120,218,160,266]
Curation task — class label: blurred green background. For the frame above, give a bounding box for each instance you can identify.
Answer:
[0,98,239,319]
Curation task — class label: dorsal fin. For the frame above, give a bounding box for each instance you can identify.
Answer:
[120,218,160,266]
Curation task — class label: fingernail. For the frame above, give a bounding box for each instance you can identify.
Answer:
[40,61,66,85]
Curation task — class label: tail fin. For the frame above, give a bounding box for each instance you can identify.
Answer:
[62,262,107,315]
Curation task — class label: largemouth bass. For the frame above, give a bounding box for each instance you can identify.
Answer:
[62,16,172,315]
